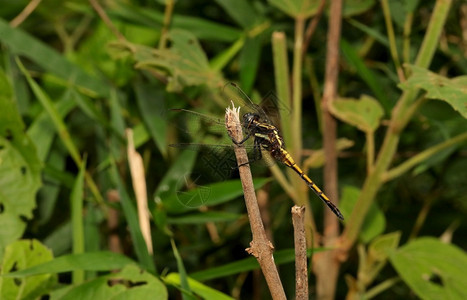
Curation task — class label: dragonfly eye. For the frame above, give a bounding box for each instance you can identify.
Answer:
[243,113,257,129]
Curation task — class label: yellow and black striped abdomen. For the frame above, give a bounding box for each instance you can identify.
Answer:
[282,150,344,220]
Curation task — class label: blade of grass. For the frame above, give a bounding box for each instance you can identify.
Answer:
[272,32,292,148]
[381,0,405,82]
[0,19,109,97]
[71,156,86,284]
[110,161,156,274]
[340,39,391,112]
[170,238,196,300]
[239,36,262,94]
[210,35,245,71]
[4,252,136,277]
[214,0,257,29]
[16,57,105,206]
[27,89,76,161]
[134,82,168,158]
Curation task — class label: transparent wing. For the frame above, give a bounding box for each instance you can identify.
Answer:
[222,82,287,127]
[222,82,272,124]
[169,108,230,144]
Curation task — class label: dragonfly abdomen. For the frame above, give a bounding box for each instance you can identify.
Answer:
[282,151,345,220]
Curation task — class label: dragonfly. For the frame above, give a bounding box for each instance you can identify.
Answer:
[170,83,344,220]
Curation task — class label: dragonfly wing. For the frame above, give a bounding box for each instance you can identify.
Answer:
[222,82,288,126]
[170,109,231,143]
[222,82,272,124]
[169,143,238,181]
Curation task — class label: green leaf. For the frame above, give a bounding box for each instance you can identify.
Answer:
[4,251,136,277]
[37,150,65,225]
[215,0,258,29]
[399,65,467,118]
[190,248,324,281]
[171,15,242,42]
[239,37,262,94]
[70,157,86,284]
[167,211,241,224]
[162,178,271,213]
[69,89,109,129]
[43,222,72,257]
[170,239,194,300]
[340,185,386,243]
[133,123,151,148]
[346,18,389,47]
[368,231,401,261]
[341,39,391,111]
[134,82,168,157]
[110,3,242,42]
[56,265,167,300]
[0,19,109,97]
[342,0,376,17]
[0,240,56,300]
[0,69,41,248]
[330,95,384,133]
[27,90,76,161]
[389,238,467,300]
[154,150,197,206]
[109,30,223,92]
[210,36,245,71]
[268,0,320,18]
[165,273,232,300]
[16,57,82,166]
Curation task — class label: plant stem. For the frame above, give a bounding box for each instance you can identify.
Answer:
[292,17,304,160]
[365,277,401,299]
[292,206,308,300]
[272,32,292,148]
[381,0,405,82]
[403,12,414,66]
[89,0,125,41]
[313,0,343,298]
[366,131,375,175]
[383,131,467,182]
[9,0,42,27]
[341,0,453,251]
[225,106,286,300]
[159,0,175,49]
[301,0,326,57]
[305,57,323,133]
[414,0,452,68]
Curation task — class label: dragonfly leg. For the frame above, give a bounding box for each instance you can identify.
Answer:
[236,138,263,168]
[231,132,252,145]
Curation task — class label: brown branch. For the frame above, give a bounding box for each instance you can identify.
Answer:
[301,0,327,56]
[107,190,123,254]
[10,0,43,28]
[89,0,126,41]
[292,206,308,300]
[313,0,343,298]
[225,105,286,300]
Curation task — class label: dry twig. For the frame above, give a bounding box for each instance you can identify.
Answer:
[225,105,286,300]
[292,205,308,300]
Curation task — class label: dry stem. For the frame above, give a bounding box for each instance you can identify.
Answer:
[313,0,343,298]
[292,206,308,300]
[126,129,153,254]
[225,105,286,300]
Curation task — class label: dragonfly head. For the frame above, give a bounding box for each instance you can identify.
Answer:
[242,112,260,130]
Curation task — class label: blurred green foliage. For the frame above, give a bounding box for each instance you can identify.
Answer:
[0,0,466,299]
